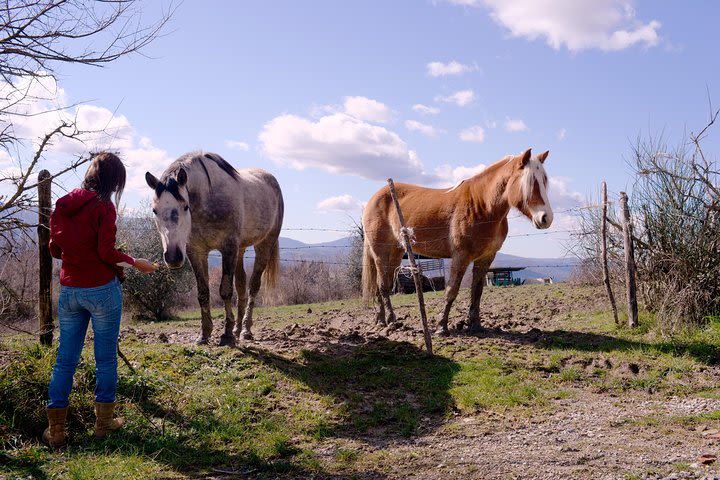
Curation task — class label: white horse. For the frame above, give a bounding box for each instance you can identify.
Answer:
[146,152,284,345]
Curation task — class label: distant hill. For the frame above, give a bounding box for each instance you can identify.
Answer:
[490,252,580,282]
[225,236,579,282]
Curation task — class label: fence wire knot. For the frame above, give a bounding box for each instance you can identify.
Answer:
[399,226,416,250]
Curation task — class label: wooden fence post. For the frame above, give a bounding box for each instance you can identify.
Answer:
[601,182,619,325]
[619,191,638,328]
[387,178,433,356]
[38,169,54,345]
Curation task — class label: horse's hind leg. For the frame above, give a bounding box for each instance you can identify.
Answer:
[232,249,247,339]
[187,246,212,345]
[467,256,493,333]
[376,248,403,326]
[436,254,470,336]
[375,290,386,326]
[218,244,239,346]
[239,242,271,340]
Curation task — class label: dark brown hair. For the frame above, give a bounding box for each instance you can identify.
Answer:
[82,152,127,206]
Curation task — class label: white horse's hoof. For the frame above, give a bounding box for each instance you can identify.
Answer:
[239,330,254,341]
[195,335,210,345]
[434,327,450,337]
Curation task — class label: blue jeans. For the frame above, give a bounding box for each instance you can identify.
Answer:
[48,277,123,408]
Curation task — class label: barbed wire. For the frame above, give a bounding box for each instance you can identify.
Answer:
[206,253,577,269]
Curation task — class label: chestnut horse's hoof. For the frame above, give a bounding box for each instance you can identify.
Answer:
[195,335,210,345]
[467,322,483,334]
[218,334,235,347]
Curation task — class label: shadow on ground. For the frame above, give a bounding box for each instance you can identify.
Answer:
[241,337,460,442]
[459,325,720,365]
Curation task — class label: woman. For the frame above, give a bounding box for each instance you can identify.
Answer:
[43,152,157,448]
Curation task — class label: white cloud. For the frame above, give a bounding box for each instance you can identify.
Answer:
[427,60,478,77]
[434,163,487,188]
[557,128,567,141]
[435,89,476,107]
[405,120,440,137]
[459,125,486,142]
[343,96,392,123]
[0,76,137,154]
[0,75,173,195]
[316,194,364,213]
[259,112,434,183]
[548,177,584,210]
[0,150,13,167]
[225,140,250,151]
[444,0,661,52]
[485,119,497,129]
[412,104,440,115]
[504,117,528,132]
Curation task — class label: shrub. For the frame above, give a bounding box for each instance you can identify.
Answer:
[116,213,194,321]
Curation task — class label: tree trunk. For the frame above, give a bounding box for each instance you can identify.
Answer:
[620,191,639,328]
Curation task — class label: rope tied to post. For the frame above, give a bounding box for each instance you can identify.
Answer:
[399,226,416,250]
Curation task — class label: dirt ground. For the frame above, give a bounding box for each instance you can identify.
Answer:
[117,285,720,480]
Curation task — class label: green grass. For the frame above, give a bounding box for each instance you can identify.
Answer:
[450,356,550,412]
[4,284,720,478]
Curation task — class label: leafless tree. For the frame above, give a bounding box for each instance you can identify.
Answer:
[0,0,174,250]
[628,106,720,331]
[572,101,720,331]
[568,194,625,286]
[0,233,41,332]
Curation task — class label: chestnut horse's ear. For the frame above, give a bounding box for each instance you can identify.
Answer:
[146,172,159,190]
[518,148,532,168]
[177,168,188,187]
[537,150,549,164]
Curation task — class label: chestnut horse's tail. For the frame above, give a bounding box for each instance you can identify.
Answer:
[361,236,377,303]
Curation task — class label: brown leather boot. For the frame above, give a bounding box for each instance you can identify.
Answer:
[94,402,125,439]
[42,407,67,448]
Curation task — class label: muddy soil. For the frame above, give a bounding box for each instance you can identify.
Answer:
[123,285,720,479]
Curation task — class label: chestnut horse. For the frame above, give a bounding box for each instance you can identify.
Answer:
[362,148,552,334]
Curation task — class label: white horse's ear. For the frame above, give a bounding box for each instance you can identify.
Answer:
[146,172,159,190]
[177,168,188,187]
[537,150,549,164]
[519,148,532,168]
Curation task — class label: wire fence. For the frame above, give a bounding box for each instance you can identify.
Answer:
[5,203,588,270]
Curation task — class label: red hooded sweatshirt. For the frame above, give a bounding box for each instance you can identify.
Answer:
[49,188,135,288]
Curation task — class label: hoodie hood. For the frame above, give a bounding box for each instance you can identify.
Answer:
[54,188,99,217]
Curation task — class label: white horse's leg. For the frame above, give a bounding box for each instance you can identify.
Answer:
[436,255,470,336]
[239,243,271,340]
[218,244,238,346]
[232,248,247,339]
[187,246,212,345]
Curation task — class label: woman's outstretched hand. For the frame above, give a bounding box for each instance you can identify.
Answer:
[134,258,158,274]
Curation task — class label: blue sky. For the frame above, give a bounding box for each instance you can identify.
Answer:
[5,0,720,258]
